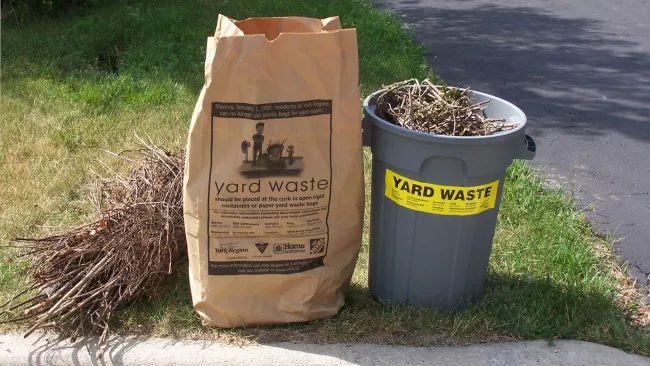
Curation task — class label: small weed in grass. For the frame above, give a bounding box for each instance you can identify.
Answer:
[1,0,648,355]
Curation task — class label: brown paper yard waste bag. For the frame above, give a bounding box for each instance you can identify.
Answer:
[183,15,364,327]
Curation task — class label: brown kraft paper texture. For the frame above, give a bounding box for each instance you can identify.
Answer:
[183,14,364,327]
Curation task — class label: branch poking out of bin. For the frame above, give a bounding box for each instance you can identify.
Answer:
[376,79,519,136]
[0,139,185,359]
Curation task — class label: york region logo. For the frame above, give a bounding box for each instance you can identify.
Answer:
[215,242,248,254]
[255,242,269,254]
[273,243,306,254]
[310,238,325,254]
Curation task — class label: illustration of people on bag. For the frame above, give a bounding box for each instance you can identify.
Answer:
[286,145,295,165]
[252,122,265,166]
[240,121,303,177]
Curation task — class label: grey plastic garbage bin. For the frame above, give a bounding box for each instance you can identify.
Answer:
[362,89,536,310]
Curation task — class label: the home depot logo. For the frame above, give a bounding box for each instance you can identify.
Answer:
[310,238,325,254]
[273,243,306,254]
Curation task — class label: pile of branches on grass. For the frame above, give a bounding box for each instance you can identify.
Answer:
[376,78,519,136]
[0,139,186,357]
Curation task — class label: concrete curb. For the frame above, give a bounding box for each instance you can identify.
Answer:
[0,333,648,366]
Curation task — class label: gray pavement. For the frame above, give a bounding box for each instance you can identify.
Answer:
[373,0,650,284]
[0,333,648,366]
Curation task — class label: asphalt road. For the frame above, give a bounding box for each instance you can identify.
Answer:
[374,0,650,284]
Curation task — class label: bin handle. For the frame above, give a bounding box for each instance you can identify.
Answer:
[362,114,372,147]
[515,134,536,160]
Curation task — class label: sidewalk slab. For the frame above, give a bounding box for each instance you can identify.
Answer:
[0,333,648,366]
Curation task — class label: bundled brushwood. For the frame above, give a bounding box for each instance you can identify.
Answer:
[376,79,519,136]
[0,141,185,352]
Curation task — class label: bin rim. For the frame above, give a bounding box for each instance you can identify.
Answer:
[363,88,528,145]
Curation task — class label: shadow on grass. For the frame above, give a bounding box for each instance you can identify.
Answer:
[108,263,649,355]
[1,0,431,99]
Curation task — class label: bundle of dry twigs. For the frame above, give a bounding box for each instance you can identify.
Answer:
[0,139,185,353]
[376,79,519,136]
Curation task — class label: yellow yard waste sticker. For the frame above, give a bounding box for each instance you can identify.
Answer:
[384,169,499,216]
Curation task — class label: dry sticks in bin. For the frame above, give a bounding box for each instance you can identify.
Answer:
[376,79,519,136]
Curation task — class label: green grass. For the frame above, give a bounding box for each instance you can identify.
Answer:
[1,0,648,355]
